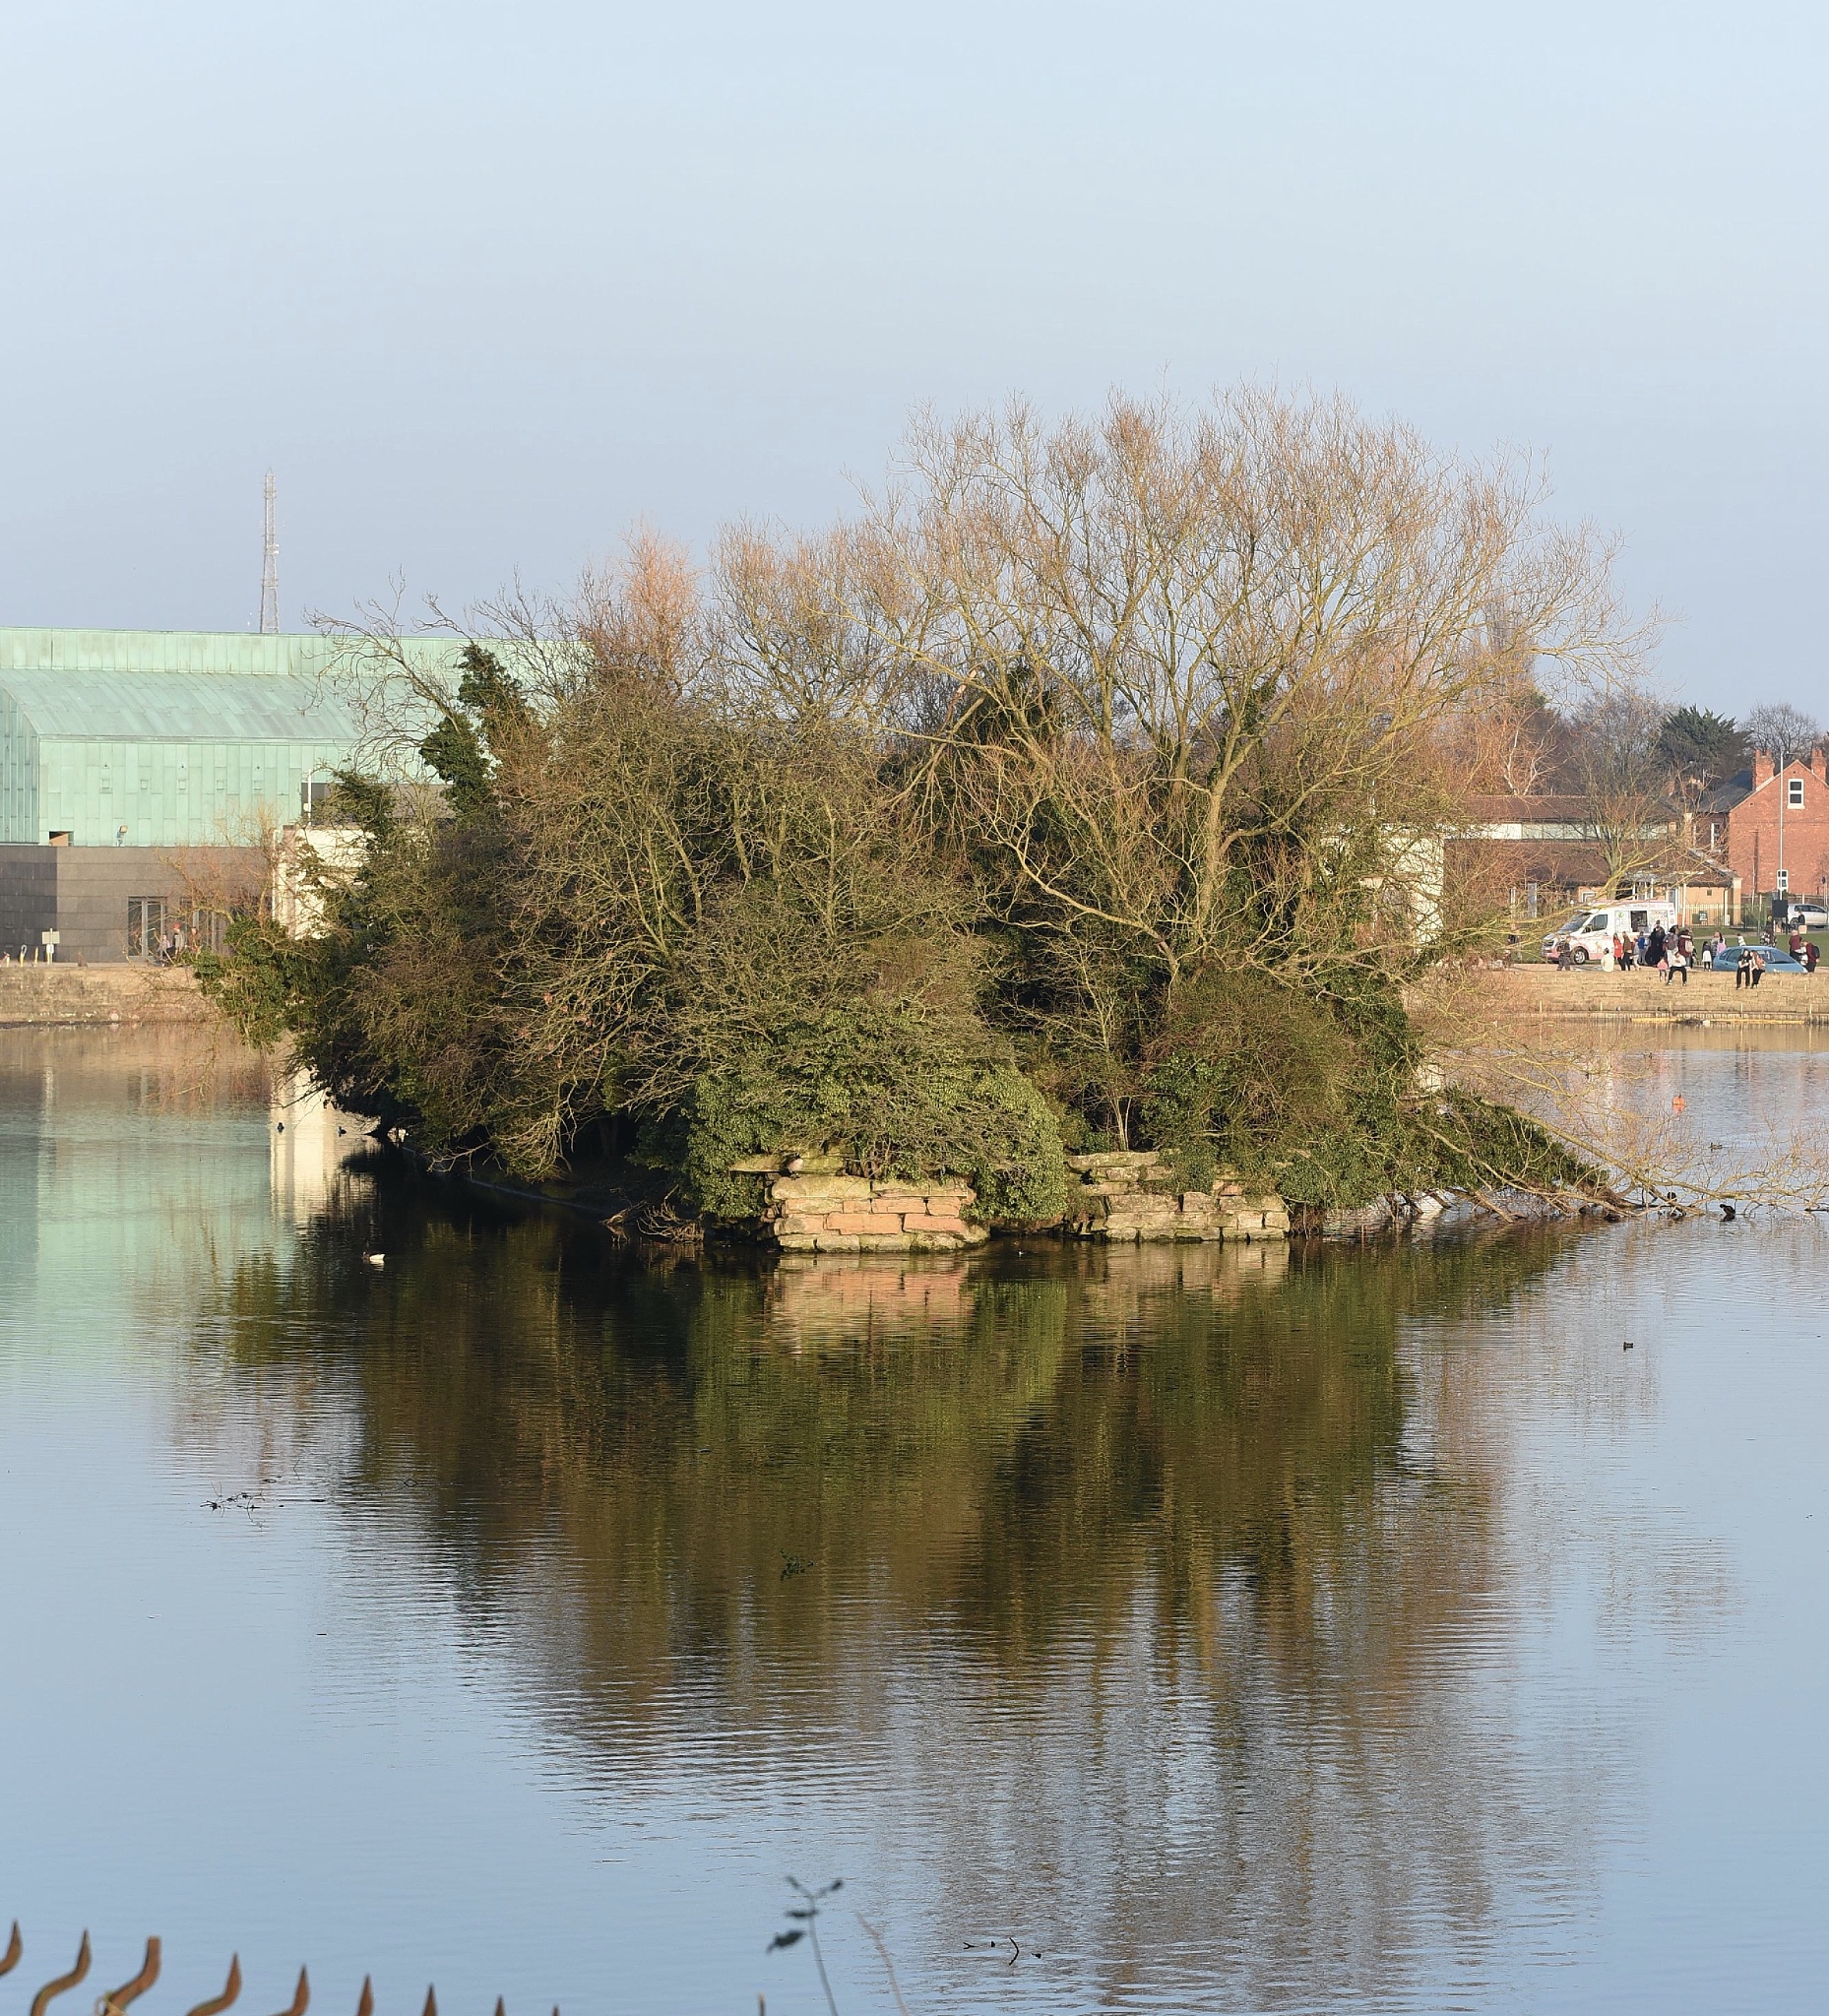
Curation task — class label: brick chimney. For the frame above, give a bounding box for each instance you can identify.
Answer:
[1813,746,1827,785]
[1753,749,1775,787]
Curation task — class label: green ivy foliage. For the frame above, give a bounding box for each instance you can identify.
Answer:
[1140,965,1593,1211]
[649,1001,1072,1228]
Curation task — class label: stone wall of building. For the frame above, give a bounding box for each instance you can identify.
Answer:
[1063,1151,1289,1242]
[0,845,56,958]
[0,843,265,963]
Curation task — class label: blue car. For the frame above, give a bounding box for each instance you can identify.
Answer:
[1706,943,1806,974]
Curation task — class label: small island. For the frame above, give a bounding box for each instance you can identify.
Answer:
[199,392,1766,1243]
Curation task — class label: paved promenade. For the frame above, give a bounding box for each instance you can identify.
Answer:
[5,955,1819,1033]
[1498,963,1829,1023]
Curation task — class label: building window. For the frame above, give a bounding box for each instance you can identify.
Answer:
[1790,779,1805,807]
[127,897,166,958]
[126,899,222,958]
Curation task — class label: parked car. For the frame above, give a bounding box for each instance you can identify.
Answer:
[1718,943,1806,974]
[1789,903,1829,930]
[1542,901,1677,965]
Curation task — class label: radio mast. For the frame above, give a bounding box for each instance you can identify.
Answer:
[259,471,280,633]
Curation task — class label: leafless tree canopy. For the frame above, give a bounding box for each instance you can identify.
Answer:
[718,393,1641,976]
[220,389,1649,1208]
[1742,701,1822,766]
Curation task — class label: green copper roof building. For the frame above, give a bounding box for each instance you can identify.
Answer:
[0,628,452,847]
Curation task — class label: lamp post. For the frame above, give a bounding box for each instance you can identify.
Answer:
[1777,751,1787,910]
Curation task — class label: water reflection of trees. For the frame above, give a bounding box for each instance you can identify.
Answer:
[206,1178,1602,2007]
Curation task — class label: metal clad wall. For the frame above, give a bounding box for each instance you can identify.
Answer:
[32,734,352,848]
[0,630,464,845]
[0,689,39,844]
[0,630,319,674]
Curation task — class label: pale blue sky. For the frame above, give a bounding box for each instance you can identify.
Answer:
[1,0,1822,715]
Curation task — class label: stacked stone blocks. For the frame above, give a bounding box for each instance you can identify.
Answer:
[731,1148,1285,1251]
[746,1166,989,1253]
[1066,1151,1288,1242]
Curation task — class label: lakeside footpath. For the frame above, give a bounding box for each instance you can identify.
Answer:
[4,958,1825,1033]
[0,963,212,1026]
[1495,965,1829,1024]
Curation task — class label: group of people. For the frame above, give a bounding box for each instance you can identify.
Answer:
[1584,923,1820,986]
[1598,923,1696,982]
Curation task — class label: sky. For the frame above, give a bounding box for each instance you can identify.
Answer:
[0,0,1822,717]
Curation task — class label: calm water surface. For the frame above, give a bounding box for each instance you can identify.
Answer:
[2,1029,1827,2014]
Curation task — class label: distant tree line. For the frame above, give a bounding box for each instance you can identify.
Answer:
[201,391,1638,1225]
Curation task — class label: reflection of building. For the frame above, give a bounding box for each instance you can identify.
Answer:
[0,1028,283,1318]
[270,1069,367,1227]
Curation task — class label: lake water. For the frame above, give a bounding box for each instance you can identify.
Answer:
[2,1028,1827,2015]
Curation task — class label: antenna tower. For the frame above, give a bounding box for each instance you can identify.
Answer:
[258,470,280,634]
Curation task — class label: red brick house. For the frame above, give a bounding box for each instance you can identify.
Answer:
[1707,748,1829,905]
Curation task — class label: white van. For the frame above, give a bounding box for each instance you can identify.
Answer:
[1542,900,1678,966]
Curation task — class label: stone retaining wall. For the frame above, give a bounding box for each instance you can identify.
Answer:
[761,1170,989,1253]
[0,962,213,1026]
[1064,1151,1289,1242]
[1493,964,1829,1023]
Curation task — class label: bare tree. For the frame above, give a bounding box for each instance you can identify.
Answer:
[1742,701,1822,766]
[729,391,1644,979]
[253,389,1653,1201]
[1561,685,1678,893]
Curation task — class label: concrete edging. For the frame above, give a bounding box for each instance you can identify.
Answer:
[1484,965,1829,1024]
[0,962,214,1026]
